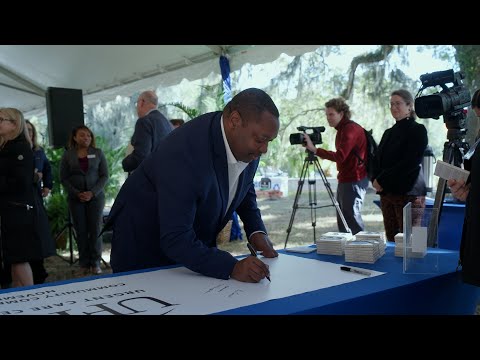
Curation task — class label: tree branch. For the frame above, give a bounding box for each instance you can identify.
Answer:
[341,45,395,100]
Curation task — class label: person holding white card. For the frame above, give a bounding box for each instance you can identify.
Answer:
[60,125,109,275]
[448,89,480,286]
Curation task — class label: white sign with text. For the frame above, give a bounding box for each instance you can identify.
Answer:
[0,254,384,315]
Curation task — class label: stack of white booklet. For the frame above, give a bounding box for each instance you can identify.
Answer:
[394,233,404,257]
[316,235,347,255]
[322,231,354,241]
[434,160,470,182]
[354,231,386,256]
[344,240,381,264]
[394,232,426,258]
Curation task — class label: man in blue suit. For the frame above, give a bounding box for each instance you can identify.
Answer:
[108,88,279,282]
[122,90,173,173]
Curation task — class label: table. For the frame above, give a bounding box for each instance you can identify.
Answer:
[218,244,479,315]
[373,198,465,250]
[0,244,476,315]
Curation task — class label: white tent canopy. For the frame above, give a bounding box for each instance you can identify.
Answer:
[0,45,321,117]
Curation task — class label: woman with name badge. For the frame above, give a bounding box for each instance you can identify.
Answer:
[60,125,109,275]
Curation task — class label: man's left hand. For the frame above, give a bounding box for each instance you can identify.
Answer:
[249,232,278,258]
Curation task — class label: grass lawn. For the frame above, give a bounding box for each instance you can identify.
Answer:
[218,189,384,256]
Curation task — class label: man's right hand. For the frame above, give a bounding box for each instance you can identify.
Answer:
[230,256,270,283]
[447,179,470,202]
[302,133,317,153]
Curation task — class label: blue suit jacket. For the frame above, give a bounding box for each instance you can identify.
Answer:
[109,112,266,279]
[122,109,173,173]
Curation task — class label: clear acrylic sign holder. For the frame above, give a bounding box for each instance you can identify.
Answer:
[403,202,439,274]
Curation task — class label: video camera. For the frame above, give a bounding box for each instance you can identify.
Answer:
[289,126,325,145]
[415,70,472,249]
[415,69,471,120]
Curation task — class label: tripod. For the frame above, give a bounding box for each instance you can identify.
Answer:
[55,210,110,268]
[427,113,469,247]
[55,210,78,265]
[284,150,350,248]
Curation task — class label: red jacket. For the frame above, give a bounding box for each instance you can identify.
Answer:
[315,117,367,183]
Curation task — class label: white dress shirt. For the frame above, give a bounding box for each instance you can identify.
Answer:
[220,116,266,241]
[220,116,248,215]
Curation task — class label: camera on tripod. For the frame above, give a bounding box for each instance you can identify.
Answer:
[415,69,471,120]
[415,70,472,248]
[289,126,325,145]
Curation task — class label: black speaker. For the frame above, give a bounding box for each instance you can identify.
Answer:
[46,87,84,148]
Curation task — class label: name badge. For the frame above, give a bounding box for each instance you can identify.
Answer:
[87,154,96,159]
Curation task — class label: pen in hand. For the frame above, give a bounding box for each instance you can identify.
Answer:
[247,242,271,282]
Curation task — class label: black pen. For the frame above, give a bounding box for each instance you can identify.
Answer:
[247,243,271,282]
[340,266,371,276]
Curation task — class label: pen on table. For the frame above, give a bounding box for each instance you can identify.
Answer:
[340,266,371,277]
[247,242,271,282]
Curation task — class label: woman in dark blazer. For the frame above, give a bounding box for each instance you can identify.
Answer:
[0,108,52,288]
[372,89,428,242]
[60,125,108,275]
[26,119,54,284]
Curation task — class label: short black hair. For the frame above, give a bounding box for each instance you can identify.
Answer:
[225,88,279,123]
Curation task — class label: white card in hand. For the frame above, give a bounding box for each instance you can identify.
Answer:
[434,160,470,182]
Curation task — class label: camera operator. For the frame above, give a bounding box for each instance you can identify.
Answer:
[448,88,480,286]
[303,97,368,234]
[372,89,428,242]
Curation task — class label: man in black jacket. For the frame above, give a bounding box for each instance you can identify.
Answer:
[122,90,173,173]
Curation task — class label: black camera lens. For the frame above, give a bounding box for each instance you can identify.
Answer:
[290,126,324,146]
[415,70,470,119]
[289,133,304,145]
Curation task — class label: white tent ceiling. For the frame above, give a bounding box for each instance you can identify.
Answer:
[0,45,321,117]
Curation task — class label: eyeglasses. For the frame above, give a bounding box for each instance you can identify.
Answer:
[0,117,14,123]
[390,101,406,108]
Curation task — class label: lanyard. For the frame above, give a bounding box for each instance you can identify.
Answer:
[463,138,480,160]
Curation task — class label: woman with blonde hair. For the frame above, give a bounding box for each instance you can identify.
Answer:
[0,108,46,287]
